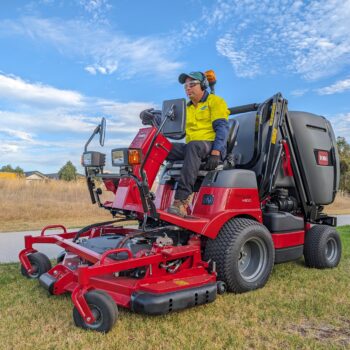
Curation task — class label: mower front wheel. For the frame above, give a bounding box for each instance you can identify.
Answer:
[304,225,342,268]
[73,290,118,333]
[205,218,274,293]
[20,252,52,279]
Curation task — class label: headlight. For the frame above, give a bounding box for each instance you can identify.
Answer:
[81,151,106,167]
[111,148,141,166]
[82,153,92,166]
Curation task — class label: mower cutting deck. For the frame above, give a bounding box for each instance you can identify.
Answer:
[19,93,342,332]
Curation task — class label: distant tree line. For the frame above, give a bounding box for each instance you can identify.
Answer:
[338,137,350,193]
[1,164,24,176]
[1,161,78,182]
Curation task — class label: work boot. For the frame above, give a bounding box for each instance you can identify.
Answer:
[168,198,190,217]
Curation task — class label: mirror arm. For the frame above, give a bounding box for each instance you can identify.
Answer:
[84,125,100,152]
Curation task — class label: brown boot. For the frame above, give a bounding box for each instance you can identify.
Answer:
[168,198,189,217]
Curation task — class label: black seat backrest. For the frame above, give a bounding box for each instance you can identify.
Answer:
[227,119,239,155]
[230,111,257,166]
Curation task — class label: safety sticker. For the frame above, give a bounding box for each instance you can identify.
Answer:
[271,128,278,144]
[174,280,190,286]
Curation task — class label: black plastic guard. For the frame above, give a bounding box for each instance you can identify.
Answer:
[39,272,57,294]
[131,283,217,315]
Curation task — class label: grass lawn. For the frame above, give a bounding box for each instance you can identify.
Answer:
[1,226,350,350]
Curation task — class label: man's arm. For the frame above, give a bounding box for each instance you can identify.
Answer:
[205,118,229,170]
[212,118,229,158]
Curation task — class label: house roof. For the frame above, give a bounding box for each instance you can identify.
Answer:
[45,173,60,179]
[24,171,47,178]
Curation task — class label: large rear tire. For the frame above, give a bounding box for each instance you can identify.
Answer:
[304,225,341,268]
[73,290,118,333]
[205,218,274,293]
[20,252,52,279]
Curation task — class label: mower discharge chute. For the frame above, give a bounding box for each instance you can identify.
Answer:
[19,93,342,332]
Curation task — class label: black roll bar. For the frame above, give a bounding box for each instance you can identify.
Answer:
[229,103,259,115]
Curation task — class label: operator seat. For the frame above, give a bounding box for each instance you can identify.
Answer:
[162,118,240,179]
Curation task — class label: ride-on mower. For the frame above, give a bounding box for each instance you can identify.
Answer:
[19,92,342,332]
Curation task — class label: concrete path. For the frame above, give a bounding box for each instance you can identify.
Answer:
[337,215,350,227]
[0,228,67,263]
[1,215,350,263]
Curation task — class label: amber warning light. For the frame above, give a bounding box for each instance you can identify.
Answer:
[128,149,142,165]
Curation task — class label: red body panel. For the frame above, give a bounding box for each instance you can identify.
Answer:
[112,127,171,213]
[271,230,305,249]
[156,185,262,239]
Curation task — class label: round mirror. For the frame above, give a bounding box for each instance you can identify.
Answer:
[99,117,106,146]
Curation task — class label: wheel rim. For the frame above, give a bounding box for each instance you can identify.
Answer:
[87,304,103,329]
[238,237,268,282]
[325,237,338,263]
[28,263,39,278]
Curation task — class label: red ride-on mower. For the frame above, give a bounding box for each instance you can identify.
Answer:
[19,93,342,332]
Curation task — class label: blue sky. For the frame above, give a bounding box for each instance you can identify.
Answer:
[0,0,349,173]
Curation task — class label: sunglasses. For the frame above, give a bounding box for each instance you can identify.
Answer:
[184,80,201,89]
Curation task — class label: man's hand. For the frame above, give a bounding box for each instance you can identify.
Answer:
[205,151,221,170]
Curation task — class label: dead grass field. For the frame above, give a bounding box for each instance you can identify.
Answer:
[0,178,349,233]
[0,179,114,232]
[0,226,349,349]
[325,192,350,215]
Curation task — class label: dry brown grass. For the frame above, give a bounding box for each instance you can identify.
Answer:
[0,179,114,232]
[324,192,350,215]
[1,178,349,233]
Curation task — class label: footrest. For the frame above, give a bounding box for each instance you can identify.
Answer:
[130,283,217,315]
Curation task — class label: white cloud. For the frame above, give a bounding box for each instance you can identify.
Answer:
[0,17,183,79]
[0,143,20,153]
[97,100,156,121]
[327,112,350,141]
[216,34,261,78]
[0,72,156,172]
[79,0,111,23]
[290,89,309,97]
[0,73,84,107]
[85,60,118,75]
[317,78,350,95]
[180,0,350,80]
[0,128,34,142]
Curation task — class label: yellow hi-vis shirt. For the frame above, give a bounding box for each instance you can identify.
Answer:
[185,93,229,144]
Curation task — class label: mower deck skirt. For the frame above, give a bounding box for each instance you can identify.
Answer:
[131,283,217,315]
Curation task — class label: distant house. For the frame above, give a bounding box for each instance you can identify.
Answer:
[24,171,48,182]
[45,173,60,180]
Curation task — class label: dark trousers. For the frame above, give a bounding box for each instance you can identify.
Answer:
[167,141,212,200]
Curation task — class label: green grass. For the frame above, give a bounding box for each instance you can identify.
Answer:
[1,227,350,350]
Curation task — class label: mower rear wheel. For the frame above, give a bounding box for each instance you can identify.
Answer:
[304,225,342,268]
[73,290,118,333]
[205,218,274,293]
[20,252,52,279]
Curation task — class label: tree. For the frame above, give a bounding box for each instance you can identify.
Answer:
[58,161,77,181]
[337,137,350,193]
[1,164,24,175]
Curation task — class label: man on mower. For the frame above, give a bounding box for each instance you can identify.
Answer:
[141,71,229,217]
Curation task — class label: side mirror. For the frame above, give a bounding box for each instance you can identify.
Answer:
[99,117,106,146]
[161,98,186,140]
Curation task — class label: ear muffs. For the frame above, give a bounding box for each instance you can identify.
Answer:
[200,72,209,91]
